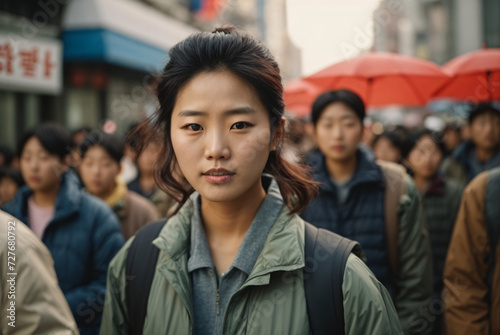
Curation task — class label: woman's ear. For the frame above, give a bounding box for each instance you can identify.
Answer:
[271,117,286,151]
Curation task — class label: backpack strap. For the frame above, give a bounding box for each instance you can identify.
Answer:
[303,221,363,335]
[377,160,408,278]
[125,219,168,335]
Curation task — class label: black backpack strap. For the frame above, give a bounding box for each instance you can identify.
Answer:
[125,219,168,335]
[303,222,362,335]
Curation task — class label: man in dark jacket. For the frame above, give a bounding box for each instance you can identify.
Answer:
[2,123,124,335]
[442,103,500,183]
[301,90,433,334]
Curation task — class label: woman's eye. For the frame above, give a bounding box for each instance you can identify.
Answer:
[185,124,202,131]
[231,122,250,130]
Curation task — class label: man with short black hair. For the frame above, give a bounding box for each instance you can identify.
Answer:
[79,131,160,240]
[302,89,433,334]
[443,103,500,183]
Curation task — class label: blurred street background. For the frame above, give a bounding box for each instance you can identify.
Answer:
[1,0,499,150]
[1,3,500,335]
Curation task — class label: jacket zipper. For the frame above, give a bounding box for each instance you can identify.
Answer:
[216,288,220,315]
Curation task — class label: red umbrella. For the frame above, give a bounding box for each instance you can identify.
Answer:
[304,52,449,108]
[283,79,322,117]
[433,48,500,102]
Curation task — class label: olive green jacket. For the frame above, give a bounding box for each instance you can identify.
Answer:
[101,190,403,335]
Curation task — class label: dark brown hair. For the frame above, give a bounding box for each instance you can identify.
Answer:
[132,27,318,214]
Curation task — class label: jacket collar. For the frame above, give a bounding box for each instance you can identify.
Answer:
[311,146,385,194]
[9,170,81,226]
[453,141,500,179]
[103,176,127,207]
[153,175,305,277]
[452,140,473,161]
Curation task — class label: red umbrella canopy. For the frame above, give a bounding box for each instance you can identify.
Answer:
[433,48,500,102]
[304,52,449,107]
[283,79,322,117]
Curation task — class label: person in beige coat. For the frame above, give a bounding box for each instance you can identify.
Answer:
[0,210,79,335]
[79,131,160,240]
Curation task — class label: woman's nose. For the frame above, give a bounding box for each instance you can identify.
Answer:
[204,129,231,160]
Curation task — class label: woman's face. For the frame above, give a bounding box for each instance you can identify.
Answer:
[373,137,401,163]
[408,135,443,179]
[170,70,278,203]
[315,102,363,162]
[20,137,67,193]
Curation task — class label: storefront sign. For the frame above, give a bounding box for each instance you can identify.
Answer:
[0,34,62,94]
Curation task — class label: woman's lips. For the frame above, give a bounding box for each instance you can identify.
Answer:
[28,176,40,183]
[331,145,345,152]
[203,174,234,184]
[202,168,236,184]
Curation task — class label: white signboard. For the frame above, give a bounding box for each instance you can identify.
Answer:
[0,34,62,94]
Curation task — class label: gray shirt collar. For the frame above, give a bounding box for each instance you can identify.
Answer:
[187,177,284,276]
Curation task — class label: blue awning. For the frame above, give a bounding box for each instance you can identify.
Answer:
[62,0,198,73]
[62,29,169,73]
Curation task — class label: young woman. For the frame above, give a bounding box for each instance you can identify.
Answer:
[101,27,402,335]
[1,123,124,335]
[404,129,464,334]
[79,131,160,239]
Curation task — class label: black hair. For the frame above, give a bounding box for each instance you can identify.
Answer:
[80,131,124,164]
[403,128,446,159]
[0,167,25,188]
[132,26,319,215]
[17,123,72,161]
[71,126,92,147]
[468,103,500,124]
[311,89,366,127]
[372,127,408,152]
[72,126,92,137]
[0,146,14,167]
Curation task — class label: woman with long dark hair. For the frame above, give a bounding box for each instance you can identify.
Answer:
[101,27,401,335]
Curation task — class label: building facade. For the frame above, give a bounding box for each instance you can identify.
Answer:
[373,0,500,64]
[0,0,197,150]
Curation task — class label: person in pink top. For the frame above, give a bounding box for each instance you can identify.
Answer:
[2,123,124,335]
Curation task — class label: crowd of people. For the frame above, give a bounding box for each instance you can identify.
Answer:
[1,27,499,335]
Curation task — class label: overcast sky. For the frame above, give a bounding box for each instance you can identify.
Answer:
[287,0,382,76]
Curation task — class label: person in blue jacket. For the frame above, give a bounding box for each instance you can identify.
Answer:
[2,123,125,335]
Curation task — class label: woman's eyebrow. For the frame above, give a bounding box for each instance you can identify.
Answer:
[341,115,356,120]
[223,107,257,116]
[178,110,207,117]
[178,107,257,117]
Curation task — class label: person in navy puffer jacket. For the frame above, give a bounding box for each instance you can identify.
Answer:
[301,90,433,335]
[2,123,125,335]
